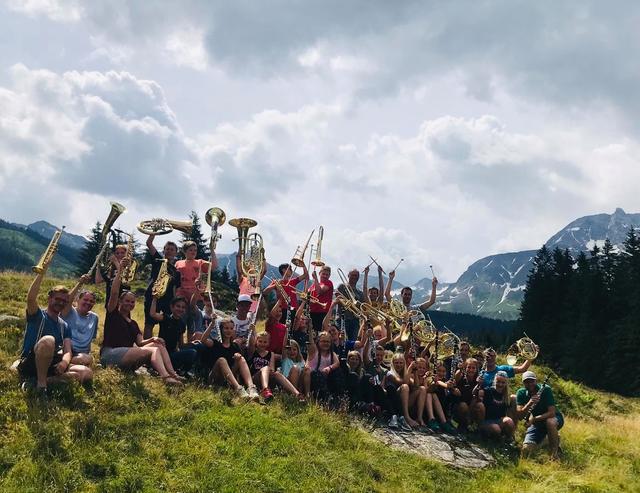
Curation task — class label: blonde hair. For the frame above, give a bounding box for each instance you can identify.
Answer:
[286,340,304,363]
[493,370,510,404]
[390,353,406,379]
[347,350,363,375]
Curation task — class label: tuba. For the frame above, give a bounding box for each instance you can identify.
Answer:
[137,218,193,236]
[292,229,314,268]
[311,226,325,267]
[229,217,263,300]
[506,334,539,365]
[33,226,65,274]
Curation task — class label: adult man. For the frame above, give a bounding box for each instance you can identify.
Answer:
[336,268,363,340]
[143,234,180,338]
[61,275,99,366]
[263,262,309,323]
[516,371,564,459]
[385,270,438,312]
[20,270,93,396]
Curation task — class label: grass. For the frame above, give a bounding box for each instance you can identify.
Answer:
[1,271,639,492]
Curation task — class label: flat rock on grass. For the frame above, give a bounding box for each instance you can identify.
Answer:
[367,426,494,469]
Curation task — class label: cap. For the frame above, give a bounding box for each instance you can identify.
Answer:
[522,371,537,382]
[237,294,252,303]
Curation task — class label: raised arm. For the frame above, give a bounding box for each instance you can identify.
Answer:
[299,262,309,283]
[322,299,338,332]
[149,297,164,322]
[146,234,158,257]
[106,257,125,313]
[514,358,533,374]
[417,277,438,310]
[26,271,45,317]
[377,265,384,302]
[200,317,217,347]
[235,253,242,284]
[363,266,370,303]
[384,270,395,302]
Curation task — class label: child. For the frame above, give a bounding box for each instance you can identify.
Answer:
[201,318,258,401]
[383,352,420,431]
[429,363,458,434]
[453,357,480,432]
[247,331,300,401]
[279,340,306,392]
[175,241,214,301]
[149,296,196,375]
[305,331,341,399]
[265,303,287,355]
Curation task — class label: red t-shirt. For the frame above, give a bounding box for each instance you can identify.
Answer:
[279,276,302,309]
[266,321,287,355]
[309,279,333,314]
[175,259,208,299]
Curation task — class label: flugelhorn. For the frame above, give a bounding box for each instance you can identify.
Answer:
[311,226,325,267]
[137,218,193,236]
[33,226,65,274]
[292,229,314,268]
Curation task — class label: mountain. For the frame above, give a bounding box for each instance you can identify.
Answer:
[430,208,640,320]
[26,220,88,251]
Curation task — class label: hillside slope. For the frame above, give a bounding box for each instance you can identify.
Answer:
[1,272,639,492]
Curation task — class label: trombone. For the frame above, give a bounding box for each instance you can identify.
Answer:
[310,226,325,267]
[292,229,314,268]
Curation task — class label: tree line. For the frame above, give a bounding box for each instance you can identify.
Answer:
[519,230,640,396]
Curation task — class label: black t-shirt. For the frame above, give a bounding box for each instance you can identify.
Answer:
[483,387,509,420]
[158,315,186,352]
[100,265,131,308]
[210,340,242,368]
[337,284,363,321]
[248,350,271,375]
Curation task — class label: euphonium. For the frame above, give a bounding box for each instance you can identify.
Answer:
[292,229,314,268]
[152,259,171,298]
[32,226,65,274]
[205,207,226,295]
[311,226,325,267]
[506,334,539,365]
[229,217,263,300]
[137,218,193,236]
[120,233,137,284]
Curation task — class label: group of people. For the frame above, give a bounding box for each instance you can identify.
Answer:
[16,234,563,459]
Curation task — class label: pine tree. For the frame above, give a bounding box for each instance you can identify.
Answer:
[75,221,103,277]
[181,211,209,260]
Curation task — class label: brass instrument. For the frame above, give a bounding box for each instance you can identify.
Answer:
[292,229,314,268]
[32,226,65,274]
[264,276,291,307]
[229,217,263,300]
[311,226,325,267]
[382,349,394,367]
[506,334,539,365]
[102,202,126,243]
[205,207,226,295]
[137,218,193,236]
[152,259,170,298]
[120,232,137,284]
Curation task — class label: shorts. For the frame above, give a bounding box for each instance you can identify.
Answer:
[524,412,564,445]
[18,349,63,378]
[100,347,132,368]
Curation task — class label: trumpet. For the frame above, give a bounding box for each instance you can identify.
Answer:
[137,218,193,236]
[33,226,65,274]
[506,334,539,365]
[311,226,325,267]
[292,229,314,268]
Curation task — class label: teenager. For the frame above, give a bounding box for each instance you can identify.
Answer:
[60,274,98,366]
[143,235,180,338]
[200,318,259,400]
[263,262,309,323]
[478,371,515,441]
[516,371,564,459]
[149,296,197,374]
[291,302,311,359]
[100,258,183,386]
[20,272,92,396]
[308,266,334,332]
[363,264,384,305]
[305,331,341,399]
[384,353,419,431]
[175,241,215,301]
[95,244,130,308]
[453,357,481,432]
[232,294,254,346]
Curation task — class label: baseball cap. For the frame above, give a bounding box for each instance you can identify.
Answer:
[522,371,537,382]
[237,294,252,303]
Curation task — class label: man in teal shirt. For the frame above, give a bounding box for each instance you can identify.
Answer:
[516,371,564,459]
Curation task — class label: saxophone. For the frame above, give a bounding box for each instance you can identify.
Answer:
[120,233,137,284]
[32,226,65,274]
[152,259,170,298]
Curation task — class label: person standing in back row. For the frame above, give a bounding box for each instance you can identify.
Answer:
[308,265,333,332]
[336,268,363,341]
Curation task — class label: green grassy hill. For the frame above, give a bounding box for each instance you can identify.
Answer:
[0,272,639,492]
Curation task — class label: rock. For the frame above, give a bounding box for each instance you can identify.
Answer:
[366,425,494,469]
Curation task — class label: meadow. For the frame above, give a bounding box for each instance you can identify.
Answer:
[0,271,638,492]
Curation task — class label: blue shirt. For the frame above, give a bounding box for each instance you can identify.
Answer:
[22,309,71,357]
[62,308,98,354]
[481,365,515,388]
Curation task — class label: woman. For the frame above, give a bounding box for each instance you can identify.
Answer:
[100,258,183,386]
[478,371,515,441]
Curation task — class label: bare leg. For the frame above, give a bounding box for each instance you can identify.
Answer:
[425,393,435,421]
[399,384,418,427]
[302,367,311,397]
[120,347,151,369]
[259,366,270,390]
[433,395,447,423]
[416,387,427,426]
[147,342,178,375]
[501,417,515,440]
[455,402,470,428]
[34,336,56,388]
[233,356,254,388]
[472,401,485,424]
[546,417,560,458]
[272,372,300,396]
[64,364,93,383]
[211,358,241,389]
[288,365,300,388]
[71,353,93,366]
[480,423,502,439]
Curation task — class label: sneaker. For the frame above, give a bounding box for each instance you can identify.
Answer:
[441,421,457,434]
[398,416,413,432]
[260,387,274,402]
[235,387,250,399]
[388,415,399,429]
[247,385,260,401]
[427,419,441,432]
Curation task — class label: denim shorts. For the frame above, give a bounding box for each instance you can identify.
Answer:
[524,412,564,444]
[100,347,132,368]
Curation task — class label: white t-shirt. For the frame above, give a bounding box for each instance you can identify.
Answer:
[232,315,252,339]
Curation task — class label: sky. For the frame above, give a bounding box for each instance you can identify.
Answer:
[1,1,640,285]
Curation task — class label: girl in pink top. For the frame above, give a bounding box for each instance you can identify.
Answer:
[304,331,340,398]
[175,241,217,301]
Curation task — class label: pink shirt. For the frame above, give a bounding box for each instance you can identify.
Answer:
[175,259,208,299]
[307,352,336,371]
[239,277,259,313]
